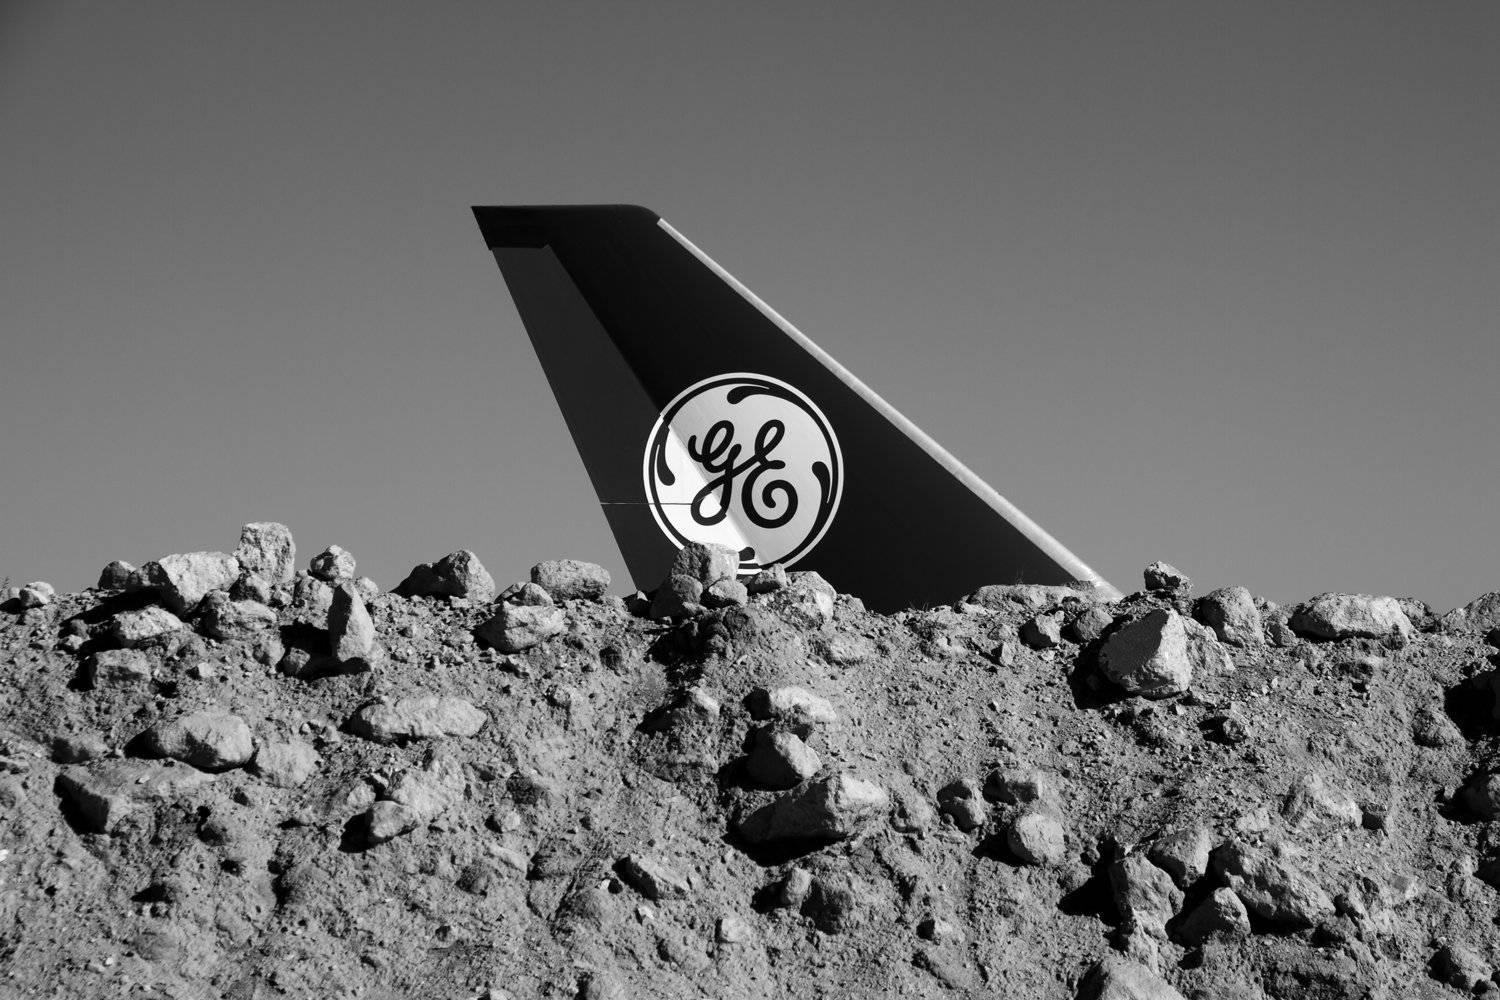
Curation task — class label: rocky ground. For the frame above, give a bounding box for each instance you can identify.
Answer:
[3,523,1500,1000]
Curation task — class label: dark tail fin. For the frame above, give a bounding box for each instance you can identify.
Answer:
[473,204,1117,611]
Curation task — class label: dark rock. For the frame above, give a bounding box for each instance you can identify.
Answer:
[937,778,987,832]
[1175,887,1250,946]
[744,727,820,789]
[96,560,137,591]
[1143,561,1191,595]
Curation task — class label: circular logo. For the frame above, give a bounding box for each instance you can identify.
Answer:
[643,373,843,573]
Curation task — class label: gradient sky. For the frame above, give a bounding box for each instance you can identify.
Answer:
[1,2,1496,612]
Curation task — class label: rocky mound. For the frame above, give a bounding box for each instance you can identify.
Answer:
[3,526,1500,999]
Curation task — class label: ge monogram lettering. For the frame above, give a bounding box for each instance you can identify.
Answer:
[643,373,843,573]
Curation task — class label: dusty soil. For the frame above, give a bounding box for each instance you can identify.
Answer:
[3,527,1500,1000]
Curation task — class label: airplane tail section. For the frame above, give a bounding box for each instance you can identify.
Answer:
[473,204,1118,611]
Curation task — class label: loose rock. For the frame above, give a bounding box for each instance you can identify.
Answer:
[396,550,496,602]
[473,602,566,653]
[251,739,321,788]
[347,695,486,743]
[308,544,356,582]
[1175,886,1251,946]
[328,583,377,664]
[97,561,137,590]
[1289,593,1413,641]
[17,582,55,609]
[529,559,611,601]
[234,522,296,584]
[617,855,691,901]
[1021,612,1065,649]
[1099,609,1194,699]
[85,648,154,687]
[1008,810,1067,866]
[1143,561,1191,595]
[107,605,188,647]
[937,778,988,832]
[1211,841,1334,927]
[746,686,838,730]
[746,565,788,595]
[1195,586,1264,646]
[1076,957,1188,1000]
[737,773,889,844]
[198,592,276,641]
[744,728,821,789]
[702,577,749,609]
[141,711,255,772]
[1147,827,1211,888]
[57,760,215,833]
[142,552,240,614]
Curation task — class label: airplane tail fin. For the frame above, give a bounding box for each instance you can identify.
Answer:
[473,204,1117,611]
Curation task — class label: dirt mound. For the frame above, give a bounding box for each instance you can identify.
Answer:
[2,525,1499,999]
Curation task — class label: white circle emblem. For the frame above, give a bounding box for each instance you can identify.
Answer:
[643,373,843,573]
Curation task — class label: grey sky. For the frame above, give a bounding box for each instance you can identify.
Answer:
[1,2,1496,612]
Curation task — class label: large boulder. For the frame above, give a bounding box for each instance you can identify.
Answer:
[233,522,296,584]
[142,552,240,614]
[1289,593,1413,641]
[395,550,496,603]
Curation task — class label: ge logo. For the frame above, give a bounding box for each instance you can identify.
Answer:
[643,373,843,573]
